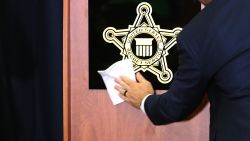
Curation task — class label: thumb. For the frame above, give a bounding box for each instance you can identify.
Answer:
[136,72,146,83]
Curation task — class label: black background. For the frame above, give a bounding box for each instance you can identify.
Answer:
[89,0,201,89]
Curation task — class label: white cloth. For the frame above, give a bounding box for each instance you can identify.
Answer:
[98,59,136,105]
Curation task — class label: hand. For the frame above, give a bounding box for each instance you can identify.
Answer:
[115,72,154,109]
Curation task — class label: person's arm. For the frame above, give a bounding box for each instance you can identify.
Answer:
[115,37,208,125]
[140,94,152,114]
[143,38,207,125]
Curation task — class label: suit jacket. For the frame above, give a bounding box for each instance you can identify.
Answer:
[144,0,250,141]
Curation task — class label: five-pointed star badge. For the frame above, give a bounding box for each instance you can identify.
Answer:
[103,2,182,84]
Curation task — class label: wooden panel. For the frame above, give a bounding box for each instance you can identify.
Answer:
[63,0,70,140]
[64,0,210,141]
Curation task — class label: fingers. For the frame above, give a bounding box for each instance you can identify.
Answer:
[117,73,146,85]
[115,75,137,88]
[120,76,135,85]
[118,93,129,101]
[114,85,126,95]
[115,77,129,89]
[114,77,133,101]
[114,85,130,101]
[136,72,146,83]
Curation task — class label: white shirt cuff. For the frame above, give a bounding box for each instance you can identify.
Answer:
[140,94,153,114]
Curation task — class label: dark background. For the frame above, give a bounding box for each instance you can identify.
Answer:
[89,0,201,89]
[1,0,63,141]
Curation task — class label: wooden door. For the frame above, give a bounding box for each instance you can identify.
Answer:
[63,0,210,141]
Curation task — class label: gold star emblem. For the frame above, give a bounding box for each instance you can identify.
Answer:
[103,2,182,84]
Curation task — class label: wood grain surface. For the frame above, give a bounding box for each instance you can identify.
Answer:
[63,0,70,140]
[64,0,210,141]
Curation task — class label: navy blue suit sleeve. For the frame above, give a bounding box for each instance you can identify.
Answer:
[144,39,207,125]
